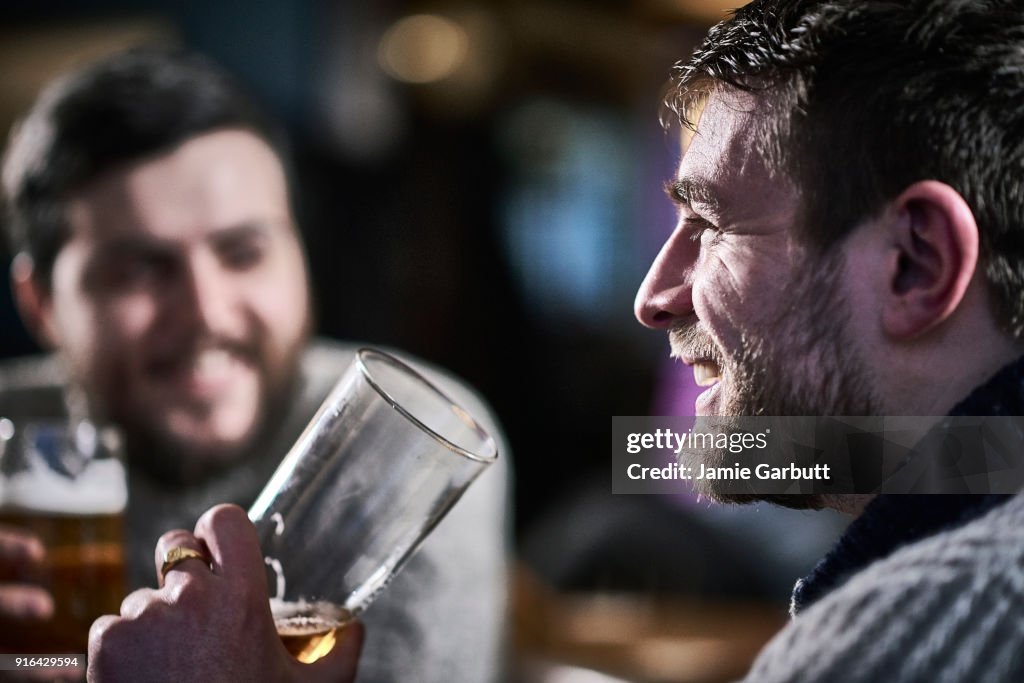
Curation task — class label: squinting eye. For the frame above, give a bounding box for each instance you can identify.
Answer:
[100,255,172,289]
[686,219,718,243]
[220,243,264,269]
[688,226,709,243]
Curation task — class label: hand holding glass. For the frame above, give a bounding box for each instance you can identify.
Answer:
[248,349,498,662]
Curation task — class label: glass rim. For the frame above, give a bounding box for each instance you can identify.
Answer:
[355,348,499,464]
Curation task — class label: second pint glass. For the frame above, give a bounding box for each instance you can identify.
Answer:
[248,349,497,663]
[0,417,126,653]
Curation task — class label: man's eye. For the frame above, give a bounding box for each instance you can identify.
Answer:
[99,255,171,289]
[686,218,718,243]
[220,243,264,269]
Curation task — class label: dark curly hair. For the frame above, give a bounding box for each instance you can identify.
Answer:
[665,0,1024,339]
[2,45,289,288]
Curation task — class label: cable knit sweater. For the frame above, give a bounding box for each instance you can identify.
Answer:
[745,494,1024,681]
[742,357,1024,682]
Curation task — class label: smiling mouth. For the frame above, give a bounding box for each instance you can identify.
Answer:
[147,345,256,397]
[668,324,724,390]
[692,360,721,387]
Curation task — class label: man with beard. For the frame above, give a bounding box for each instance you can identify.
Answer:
[635,0,1024,680]
[0,47,509,682]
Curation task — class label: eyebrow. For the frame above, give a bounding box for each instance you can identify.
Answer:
[207,221,274,248]
[663,177,721,214]
[92,235,174,259]
[85,221,280,269]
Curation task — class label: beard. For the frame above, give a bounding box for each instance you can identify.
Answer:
[671,247,880,509]
[78,329,308,487]
[118,365,299,486]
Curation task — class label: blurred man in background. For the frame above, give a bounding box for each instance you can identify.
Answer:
[0,46,509,682]
[636,0,1024,680]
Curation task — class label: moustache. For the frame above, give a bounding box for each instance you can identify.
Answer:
[146,335,261,374]
[668,322,723,366]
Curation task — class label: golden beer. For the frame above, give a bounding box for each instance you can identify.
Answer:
[0,509,126,653]
[0,418,127,654]
[272,599,352,664]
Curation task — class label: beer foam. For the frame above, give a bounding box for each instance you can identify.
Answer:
[0,459,127,514]
[270,598,352,634]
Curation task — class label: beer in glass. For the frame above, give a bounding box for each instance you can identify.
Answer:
[0,418,127,652]
[271,599,353,663]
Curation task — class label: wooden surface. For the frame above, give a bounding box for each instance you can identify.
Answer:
[513,566,788,683]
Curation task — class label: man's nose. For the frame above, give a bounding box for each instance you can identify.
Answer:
[175,253,243,336]
[634,228,698,329]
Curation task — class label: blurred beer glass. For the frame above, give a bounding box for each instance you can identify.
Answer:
[0,417,126,652]
[249,348,497,663]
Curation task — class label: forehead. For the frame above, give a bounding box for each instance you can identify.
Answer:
[679,89,795,219]
[66,129,292,243]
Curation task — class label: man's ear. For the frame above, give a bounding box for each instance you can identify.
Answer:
[882,180,979,340]
[10,252,61,349]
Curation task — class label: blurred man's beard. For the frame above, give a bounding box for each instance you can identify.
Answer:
[672,248,880,509]
[120,368,295,485]
[84,336,306,486]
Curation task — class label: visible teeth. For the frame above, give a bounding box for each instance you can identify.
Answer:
[693,362,720,387]
[195,349,231,374]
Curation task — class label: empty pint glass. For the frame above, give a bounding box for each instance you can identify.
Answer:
[249,348,497,663]
[0,417,126,652]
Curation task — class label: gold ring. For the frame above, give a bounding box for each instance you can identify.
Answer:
[160,546,210,581]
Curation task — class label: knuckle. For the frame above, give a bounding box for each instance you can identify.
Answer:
[89,614,125,652]
[155,528,194,551]
[167,574,211,608]
[119,587,157,617]
[88,618,132,680]
[197,503,245,533]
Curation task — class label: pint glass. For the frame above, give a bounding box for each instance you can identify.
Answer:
[249,349,498,663]
[0,417,126,652]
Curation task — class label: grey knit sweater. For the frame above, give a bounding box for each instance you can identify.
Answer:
[741,357,1024,682]
[743,490,1024,681]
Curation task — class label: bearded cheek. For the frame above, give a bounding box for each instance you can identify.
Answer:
[66,336,133,422]
[77,299,155,404]
[264,322,307,401]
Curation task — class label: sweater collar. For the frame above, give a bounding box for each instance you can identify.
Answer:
[947,354,1024,417]
[790,354,1024,615]
[789,494,1010,615]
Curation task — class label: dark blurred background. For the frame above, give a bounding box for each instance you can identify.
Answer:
[0,0,726,535]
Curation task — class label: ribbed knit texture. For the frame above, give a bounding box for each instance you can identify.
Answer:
[742,356,1024,682]
[744,495,1024,682]
[789,495,1011,615]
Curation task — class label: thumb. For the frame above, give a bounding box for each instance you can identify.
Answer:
[295,620,364,683]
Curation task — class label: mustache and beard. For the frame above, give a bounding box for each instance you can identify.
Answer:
[86,332,305,486]
[671,247,880,509]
